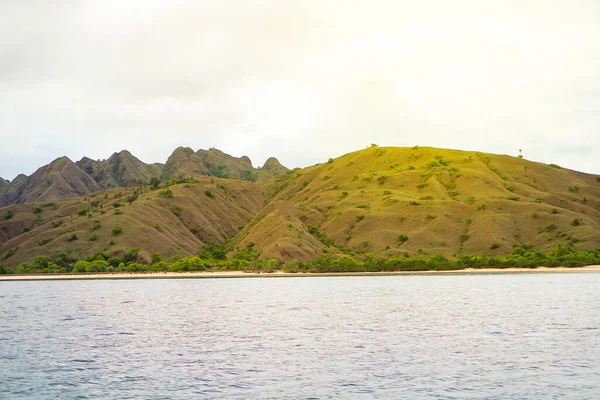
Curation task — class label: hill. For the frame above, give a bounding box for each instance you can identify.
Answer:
[76,150,163,188]
[1,146,600,272]
[230,146,600,261]
[0,147,288,207]
[0,176,265,268]
[162,147,289,182]
[0,157,102,206]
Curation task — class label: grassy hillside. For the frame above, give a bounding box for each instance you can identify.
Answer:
[2,145,600,272]
[0,177,265,269]
[233,146,600,261]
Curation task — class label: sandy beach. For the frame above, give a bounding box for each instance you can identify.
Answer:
[1,265,600,281]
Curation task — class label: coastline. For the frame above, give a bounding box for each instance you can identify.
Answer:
[1,265,600,281]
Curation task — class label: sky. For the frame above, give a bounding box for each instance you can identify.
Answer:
[1,0,599,180]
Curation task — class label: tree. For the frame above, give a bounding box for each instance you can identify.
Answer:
[150,177,161,190]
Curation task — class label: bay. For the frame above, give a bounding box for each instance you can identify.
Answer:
[1,273,599,399]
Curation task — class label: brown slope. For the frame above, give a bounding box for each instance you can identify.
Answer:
[161,147,289,183]
[237,146,600,261]
[0,157,102,207]
[161,147,209,180]
[0,178,10,197]
[76,150,163,188]
[0,176,266,270]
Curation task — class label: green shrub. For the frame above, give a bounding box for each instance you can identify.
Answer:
[91,221,101,230]
[204,190,214,198]
[20,227,31,234]
[158,189,173,198]
[550,208,558,214]
[545,224,557,232]
[88,234,97,241]
[77,209,89,216]
[409,201,420,206]
[114,209,123,215]
[4,211,14,220]
[112,226,122,235]
[490,242,501,249]
[572,219,582,226]
[568,186,580,193]
[150,252,163,265]
[0,264,7,274]
[123,248,140,263]
[38,238,53,246]
[377,175,388,185]
[32,207,43,214]
[398,234,409,244]
[171,206,183,217]
[67,233,78,242]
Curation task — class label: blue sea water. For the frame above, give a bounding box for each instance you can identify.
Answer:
[1,273,599,399]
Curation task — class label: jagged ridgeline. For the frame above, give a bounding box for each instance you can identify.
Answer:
[0,147,288,207]
[1,146,600,271]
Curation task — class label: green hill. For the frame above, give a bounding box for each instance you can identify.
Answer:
[1,146,600,272]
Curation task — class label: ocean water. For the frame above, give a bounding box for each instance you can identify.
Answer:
[1,273,599,399]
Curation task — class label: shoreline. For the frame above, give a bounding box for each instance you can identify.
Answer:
[1,265,600,281]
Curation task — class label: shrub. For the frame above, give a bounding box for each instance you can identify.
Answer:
[377,175,388,185]
[77,209,89,216]
[112,226,122,235]
[150,177,161,189]
[490,242,501,249]
[20,227,31,234]
[113,202,123,208]
[356,204,370,209]
[158,189,173,198]
[572,219,582,226]
[508,196,520,201]
[123,248,140,263]
[204,190,214,198]
[398,234,409,244]
[328,158,334,164]
[88,234,97,241]
[91,221,101,230]
[460,233,470,244]
[51,220,64,228]
[67,234,78,242]
[32,207,43,214]
[545,224,557,232]
[409,201,420,206]
[550,208,558,214]
[0,264,7,275]
[150,252,164,265]
[171,206,183,217]
[38,238,53,246]
[114,209,123,215]
[568,186,580,193]
[4,211,14,220]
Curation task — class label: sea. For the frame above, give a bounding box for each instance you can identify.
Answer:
[1,272,599,399]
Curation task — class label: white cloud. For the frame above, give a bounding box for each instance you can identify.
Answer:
[1,0,600,179]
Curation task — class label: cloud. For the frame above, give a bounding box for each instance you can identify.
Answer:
[1,0,600,180]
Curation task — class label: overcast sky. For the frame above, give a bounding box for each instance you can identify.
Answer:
[1,0,599,180]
